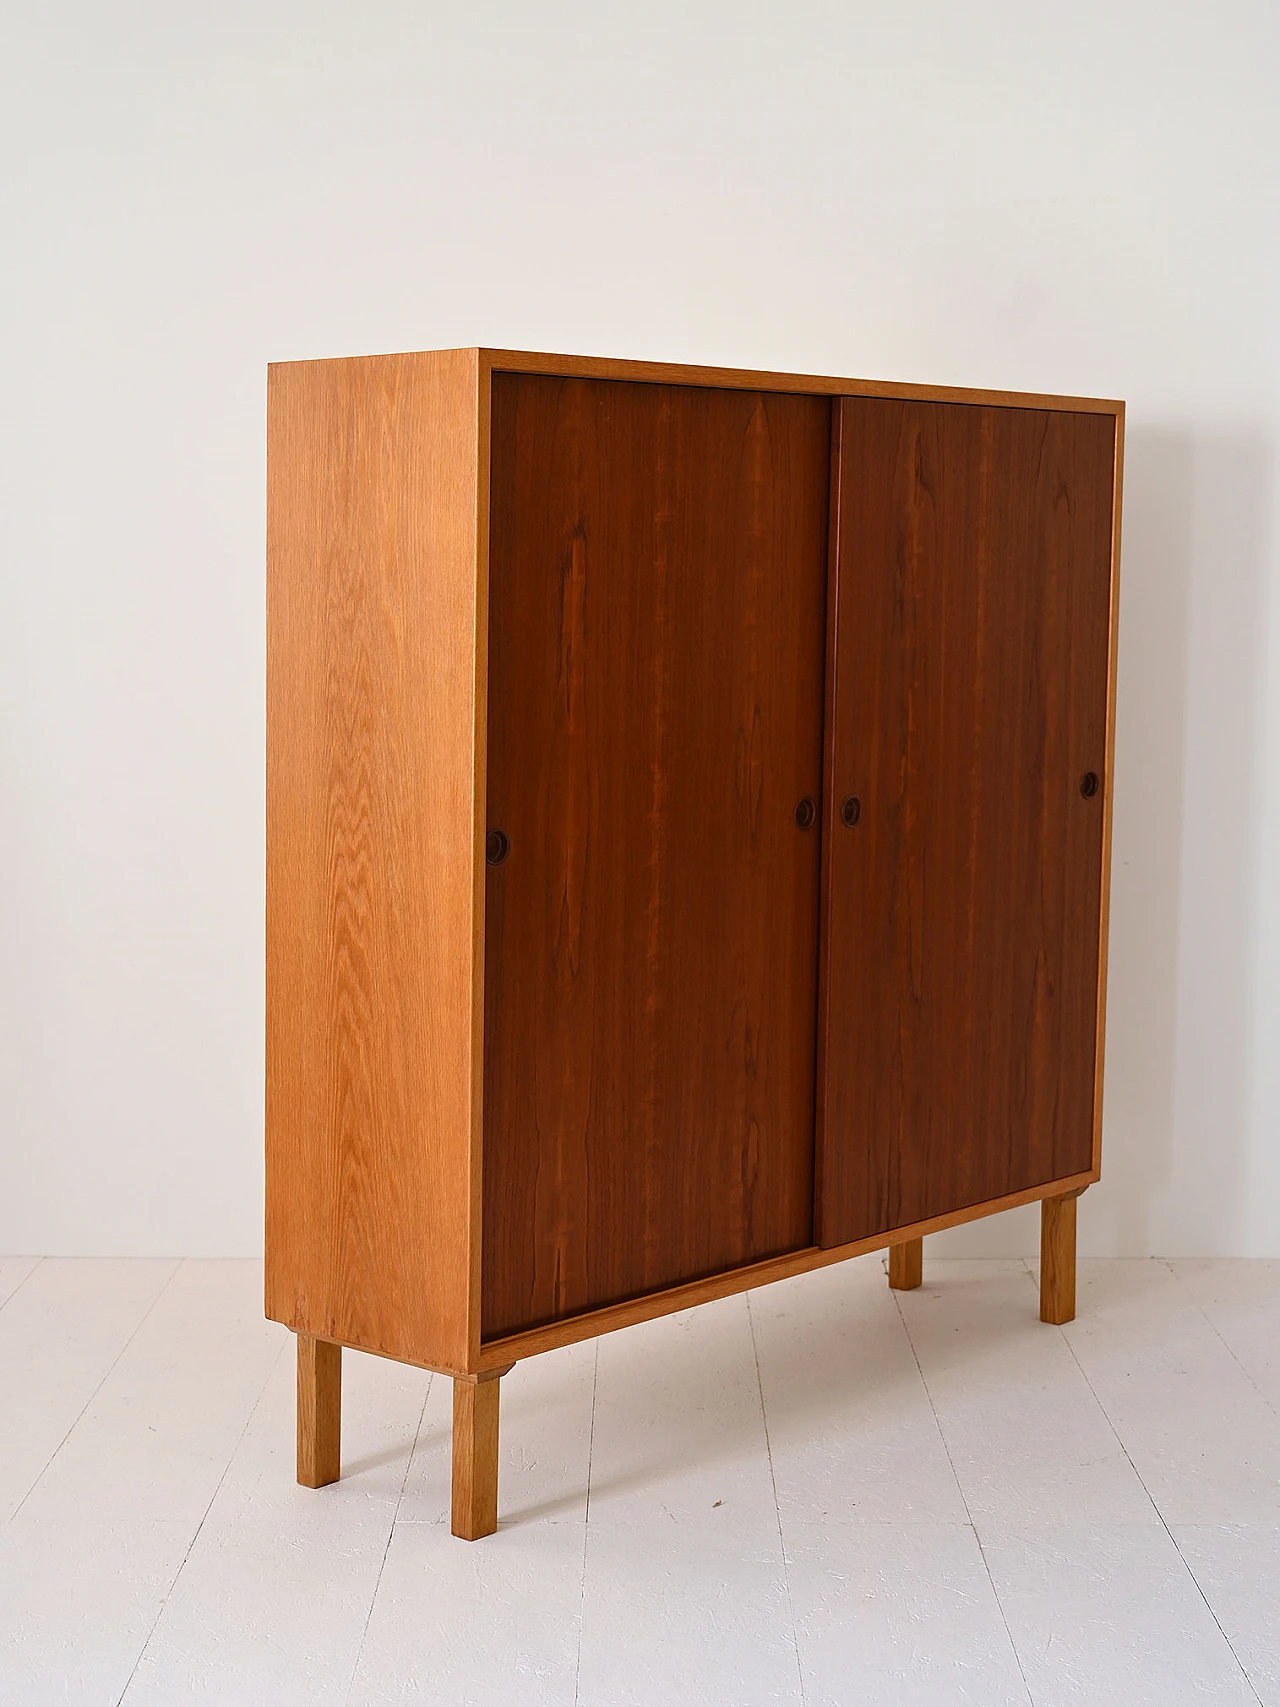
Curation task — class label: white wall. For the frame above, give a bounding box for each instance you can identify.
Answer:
[1,2,1276,1258]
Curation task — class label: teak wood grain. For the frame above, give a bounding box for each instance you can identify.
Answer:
[265,350,484,1373]
[481,374,830,1339]
[478,1168,1096,1367]
[817,398,1117,1247]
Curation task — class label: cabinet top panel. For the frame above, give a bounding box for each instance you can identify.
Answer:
[267,347,1124,418]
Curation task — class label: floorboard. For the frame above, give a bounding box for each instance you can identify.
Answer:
[1,1258,1277,1707]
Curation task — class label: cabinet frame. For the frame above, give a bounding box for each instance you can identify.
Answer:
[266,347,1124,1386]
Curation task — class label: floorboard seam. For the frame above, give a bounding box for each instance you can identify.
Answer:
[891,1282,1037,1707]
[747,1289,807,1707]
[0,1255,44,1315]
[113,1324,288,1707]
[1164,1260,1280,1423]
[1051,1297,1265,1706]
[343,1370,433,1707]
[5,1257,182,1536]
[573,1342,599,1707]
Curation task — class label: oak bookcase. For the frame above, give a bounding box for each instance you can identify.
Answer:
[266,348,1123,1538]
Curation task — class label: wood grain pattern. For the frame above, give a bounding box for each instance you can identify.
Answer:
[1040,1191,1080,1324]
[481,374,830,1340]
[478,1166,1095,1368]
[888,1239,923,1290]
[296,1334,341,1488]
[478,349,1122,414]
[265,350,484,1375]
[816,399,1117,1249]
[451,1370,505,1539]
[265,346,1122,1391]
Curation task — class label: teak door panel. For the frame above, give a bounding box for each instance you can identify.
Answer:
[482,374,830,1339]
[817,398,1116,1247]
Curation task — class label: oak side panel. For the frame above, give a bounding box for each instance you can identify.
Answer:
[481,374,830,1339]
[266,350,483,1373]
[818,399,1117,1247]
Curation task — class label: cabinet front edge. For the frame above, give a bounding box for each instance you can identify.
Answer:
[271,348,1123,416]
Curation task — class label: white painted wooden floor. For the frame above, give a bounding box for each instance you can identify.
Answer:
[1,1255,1278,1706]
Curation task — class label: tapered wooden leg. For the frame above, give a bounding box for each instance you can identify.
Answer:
[452,1368,511,1540]
[297,1333,341,1488]
[889,1237,923,1290]
[1040,1192,1081,1324]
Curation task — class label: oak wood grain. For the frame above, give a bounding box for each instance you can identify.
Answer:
[296,1333,341,1488]
[481,374,830,1339]
[475,350,1122,414]
[888,1239,923,1290]
[817,399,1117,1248]
[451,1370,505,1539]
[1040,1191,1080,1324]
[265,349,484,1374]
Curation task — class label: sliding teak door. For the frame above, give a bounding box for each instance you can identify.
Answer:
[482,374,831,1338]
[818,397,1118,1246]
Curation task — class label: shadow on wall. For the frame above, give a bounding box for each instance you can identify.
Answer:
[933,425,1271,1258]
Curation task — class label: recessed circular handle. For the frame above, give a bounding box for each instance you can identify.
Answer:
[486,828,510,865]
[794,797,816,831]
[1079,772,1099,800]
[841,795,861,828]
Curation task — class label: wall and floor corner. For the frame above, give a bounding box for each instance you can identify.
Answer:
[1,1,1276,1260]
